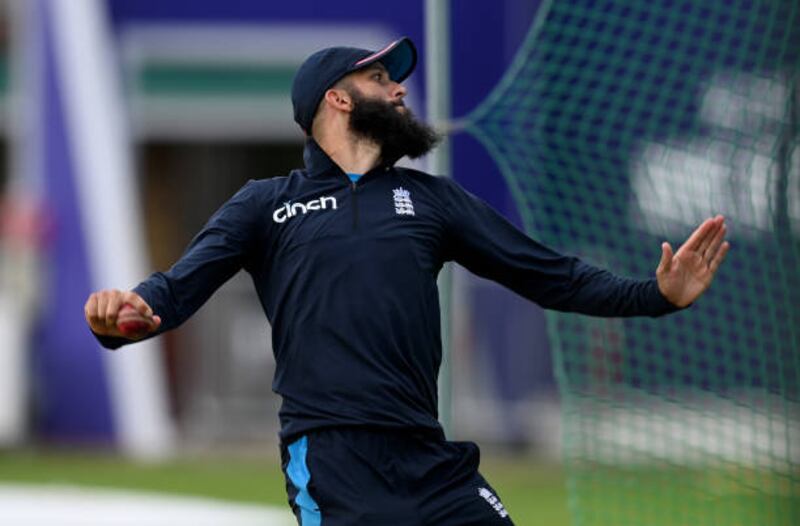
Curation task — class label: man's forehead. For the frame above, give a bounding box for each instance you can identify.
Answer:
[334,62,390,88]
[359,62,389,74]
[337,63,389,86]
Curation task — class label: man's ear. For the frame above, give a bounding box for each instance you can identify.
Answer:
[323,87,353,112]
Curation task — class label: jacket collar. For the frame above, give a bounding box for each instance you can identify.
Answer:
[303,138,392,178]
[303,138,339,177]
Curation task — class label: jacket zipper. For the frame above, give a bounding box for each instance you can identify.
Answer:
[351,181,359,230]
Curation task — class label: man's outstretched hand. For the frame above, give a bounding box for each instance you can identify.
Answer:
[84,289,161,340]
[656,215,730,308]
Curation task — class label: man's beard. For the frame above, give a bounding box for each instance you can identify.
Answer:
[348,89,441,165]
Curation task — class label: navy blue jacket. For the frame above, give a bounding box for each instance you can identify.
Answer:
[97,139,678,440]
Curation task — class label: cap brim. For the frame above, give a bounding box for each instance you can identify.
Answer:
[352,37,417,83]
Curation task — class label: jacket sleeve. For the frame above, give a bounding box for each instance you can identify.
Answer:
[439,178,679,317]
[94,180,263,349]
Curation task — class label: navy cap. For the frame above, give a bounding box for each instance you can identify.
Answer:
[291,37,417,134]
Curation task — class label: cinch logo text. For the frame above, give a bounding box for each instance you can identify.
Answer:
[273,196,338,224]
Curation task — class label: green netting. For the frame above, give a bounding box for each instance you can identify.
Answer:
[465,1,800,524]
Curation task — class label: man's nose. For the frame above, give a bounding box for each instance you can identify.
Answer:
[391,82,407,100]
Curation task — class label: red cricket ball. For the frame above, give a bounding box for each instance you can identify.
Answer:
[117,303,151,338]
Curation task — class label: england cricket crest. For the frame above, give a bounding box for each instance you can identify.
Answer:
[392,187,415,216]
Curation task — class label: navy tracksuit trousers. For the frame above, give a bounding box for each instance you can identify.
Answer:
[281,427,514,525]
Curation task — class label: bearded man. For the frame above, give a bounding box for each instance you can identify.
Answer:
[85,37,729,525]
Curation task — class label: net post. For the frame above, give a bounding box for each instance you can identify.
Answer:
[425,0,453,436]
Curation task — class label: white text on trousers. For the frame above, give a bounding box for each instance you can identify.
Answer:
[478,487,509,519]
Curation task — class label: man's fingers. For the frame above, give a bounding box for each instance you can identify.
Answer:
[84,294,99,325]
[695,223,720,255]
[658,242,673,274]
[680,217,713,252]
[122,291,153,318]
[709,241,730,274]
[105,294,123,327]
[703,223,727,263]
[682,215,721,253]
[84,289,157,339]
[96,294,109,327]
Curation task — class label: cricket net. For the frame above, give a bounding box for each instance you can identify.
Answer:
[465,1,800,524]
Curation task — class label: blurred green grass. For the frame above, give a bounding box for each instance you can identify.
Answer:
[0,448,570,525]
[568,465,799,526]
[3,450,797,525]
[3,450,795,524]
